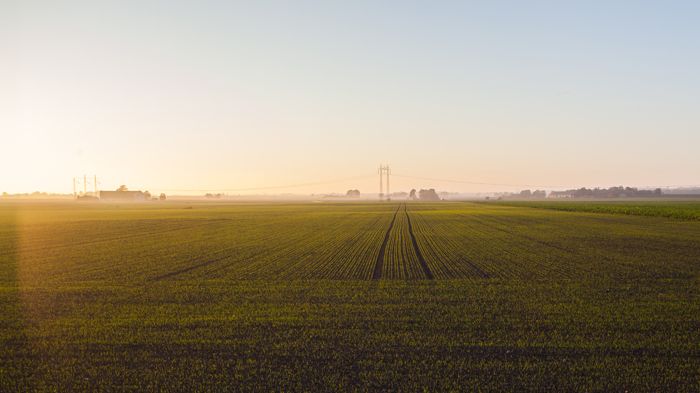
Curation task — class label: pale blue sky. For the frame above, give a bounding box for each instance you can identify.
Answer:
[2,1,699,194]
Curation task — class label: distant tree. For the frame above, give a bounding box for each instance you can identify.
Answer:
[519,189,532,198]
[116,185,128,192]
[419,189,440,201]
[532,190,546,198]
[409,189,417,200]
[1,192,7,197]
[159,193,167,201]
[549,186,663,199]
[144,191,152,199]
[346,189,361,198]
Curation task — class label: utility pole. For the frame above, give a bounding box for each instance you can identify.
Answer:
[73,177,76,197]
[83,175,87,196]
[94,175,97,196]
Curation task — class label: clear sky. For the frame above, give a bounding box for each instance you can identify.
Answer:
[2,1,699,194]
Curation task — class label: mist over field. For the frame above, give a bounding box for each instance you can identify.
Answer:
[2,1,699,195]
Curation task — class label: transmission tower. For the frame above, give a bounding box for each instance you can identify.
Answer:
[73,174,98,198]
[378,164,391,201]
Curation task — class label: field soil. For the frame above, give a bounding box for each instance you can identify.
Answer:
[0,201,698,391]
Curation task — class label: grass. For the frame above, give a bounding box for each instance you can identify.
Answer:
[0,201,698,391]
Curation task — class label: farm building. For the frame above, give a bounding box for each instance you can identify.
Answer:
[99,190,147,201]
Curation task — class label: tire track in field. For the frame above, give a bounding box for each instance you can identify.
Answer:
[372,204,401,280]
[148,234,285,282]
[3,219,230,257]
[148,254,234,281]
[462,203,618,264]
[148,246,277,282]
[459,210,629,278]
[403,204,434,279]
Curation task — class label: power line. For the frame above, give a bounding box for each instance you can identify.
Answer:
[391,174,566,189]
[104,171,700,194]
[393,174,700,190]
[148,174,376,193]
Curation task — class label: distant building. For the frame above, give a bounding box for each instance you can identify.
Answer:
[99,190,147,201]
[77,195,99,201]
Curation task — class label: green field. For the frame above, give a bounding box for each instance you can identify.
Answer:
[490,200,700,220]
[1,201,698,391]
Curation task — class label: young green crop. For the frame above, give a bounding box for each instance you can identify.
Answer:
[0,201,698,391]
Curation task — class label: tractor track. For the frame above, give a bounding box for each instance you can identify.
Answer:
[3,219,230,258]
[371,204,401,280]
[148,254,235,282]
[404,204,434,279]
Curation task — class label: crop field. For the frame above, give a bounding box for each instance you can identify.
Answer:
[0,200,698,391]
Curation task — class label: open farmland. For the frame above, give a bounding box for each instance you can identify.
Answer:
[0,201,698,391]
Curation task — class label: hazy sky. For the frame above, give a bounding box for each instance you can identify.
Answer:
[2,1,699,194]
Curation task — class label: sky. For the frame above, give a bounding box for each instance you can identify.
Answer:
[2,0,699,195]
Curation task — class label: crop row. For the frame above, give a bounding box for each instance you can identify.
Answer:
[407,202,700,280]
[5,204,402,284]
[3,202,699,284]
[381,205,426,279]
